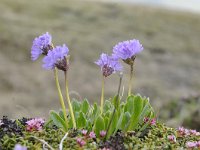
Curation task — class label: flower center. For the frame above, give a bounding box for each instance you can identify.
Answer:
[42,45,53,55]
[123,55,136,65]
[55,57,69,71]
[102,65,114,77]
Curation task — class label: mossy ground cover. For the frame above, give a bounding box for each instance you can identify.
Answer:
[0,117,199,149]
[0,0,200,120]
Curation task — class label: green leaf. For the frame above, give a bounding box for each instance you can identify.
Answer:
[121,112,131,132]
[104,117,109,129]
[124,96,134,114]
[106,111,118,139]
[133,95,144,116]
[72,99,81,112]
[49,110,67,131]
[128,95,144,131]
[139,103,151,124]
[143,97,149,107]
[92,103,98,116]
[68,117,73,129]
[104,100,112,112]
[94,115,105,137]
[58,109,65,120]
[112,95,120,109]
[114,112,124,134]
[77,112,87,128]
[44,119,53,128]
[105,110,112,118]
[91,102,99,123]
[87,120,93,131]
[81,99,90,114]
[149,108,155,118]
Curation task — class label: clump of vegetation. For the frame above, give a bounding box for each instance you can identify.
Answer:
[0,33,199,149]
[1,117,200,149]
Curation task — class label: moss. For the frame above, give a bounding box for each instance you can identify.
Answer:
[1,119,199,150]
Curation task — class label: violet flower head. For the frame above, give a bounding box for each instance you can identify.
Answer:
[95,53,122,77]
[31,32,52,61]
[81,129,88,136]
[150,118,156,125]
[178,126,185,136]
[14,144,27,150]
[43,44,69,71]
[113,39,143,65]
[76,138,86,147]
[26,118,45,131]
[167,135,176,143]
[186,141,197,148]
[89,131,96,138]
[100,130,106,137]
[177,126,198,136]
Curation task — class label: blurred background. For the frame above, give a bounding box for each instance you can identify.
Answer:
[0,0,199,129]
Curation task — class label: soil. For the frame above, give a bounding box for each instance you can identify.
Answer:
[99,132,126,150]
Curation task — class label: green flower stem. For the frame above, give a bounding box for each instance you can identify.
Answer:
[54,68,68,130]
[64,69,76,129]
[100,76,105,114]
[105,73,123,140]
[128,64,134,96]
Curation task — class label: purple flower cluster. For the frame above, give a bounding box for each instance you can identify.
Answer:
[100,130,106,137]
[81,130,96,138]
[26,118,45,131]
[167,135,176,143]
[31,33,70,71]
[76,138,86,147]
[89,131,96,138]
[95,53,122,77]
[143,117,156,126]
[95,39,143,76]
[81,129,88,136]
[186,141,200,149]
[113,39,143,61]
[31,32,52,61]
[178,127,200,137]
[43,44,69,71]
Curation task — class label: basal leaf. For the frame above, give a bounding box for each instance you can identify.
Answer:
[114,112,124,134]
[77,112,87,128]
[106,111,118,139]
[81,99,89,114]
[94,115,105,137]
[124,95,134,114]
[104,100,112,112]
[121,112,131,132]
[128,95,144,131]
[50,110,67,131]
[72,99,81,112]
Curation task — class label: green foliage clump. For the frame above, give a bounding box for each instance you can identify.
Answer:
[49,95,155,139]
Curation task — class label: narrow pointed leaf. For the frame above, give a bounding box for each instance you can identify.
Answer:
[94,115,105,137]
[50,110,67,131]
